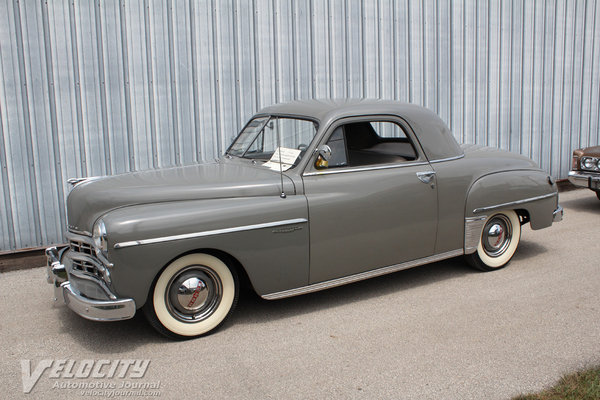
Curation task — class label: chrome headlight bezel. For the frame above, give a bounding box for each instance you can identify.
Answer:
[581,157,600,172]
[92,219,109,258]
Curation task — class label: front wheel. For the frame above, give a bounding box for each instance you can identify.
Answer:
[465,210,521,271]
[595,191,600,201]
[143,253,239,339]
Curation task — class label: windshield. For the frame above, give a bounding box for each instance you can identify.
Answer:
[227,116,319,169]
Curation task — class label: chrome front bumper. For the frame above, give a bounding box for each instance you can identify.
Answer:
[568,171,600,190]
[45,247,136,321]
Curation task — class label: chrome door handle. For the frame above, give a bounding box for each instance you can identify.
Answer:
[416,171,436,184]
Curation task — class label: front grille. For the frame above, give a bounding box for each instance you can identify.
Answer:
[71,258,104,280]
[68,236,108,282]
[69,239,94,256]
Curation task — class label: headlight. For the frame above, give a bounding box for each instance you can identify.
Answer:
[581,157,599,171]
[92,219,108,257]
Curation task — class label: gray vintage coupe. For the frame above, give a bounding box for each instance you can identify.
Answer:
[46,99,563,339]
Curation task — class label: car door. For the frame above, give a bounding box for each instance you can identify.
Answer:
[302,117,438,284]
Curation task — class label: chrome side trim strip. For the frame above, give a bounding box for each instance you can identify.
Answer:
[261,249,464,300]
[473,192,557,214]
[303,161,429,176]
[114,218,309,249]
[429,154,465,163]
[464,216,487,254]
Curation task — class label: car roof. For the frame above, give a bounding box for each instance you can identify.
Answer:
[256,99,464,161]
[257,98,422,122]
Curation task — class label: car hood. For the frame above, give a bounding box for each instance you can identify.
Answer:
[576,146,600,157]
[66,160,295,233]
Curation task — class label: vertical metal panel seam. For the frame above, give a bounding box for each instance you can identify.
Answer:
[461,0,466,143]
[232,0,241,127]
[392,0,397,100]
[188,0,200,162]
[474,0,479,144]
[210,0,222,153]
[597,0,600,144]
[449,0,453,129]
[528,0,537,159]
[40,0,66,236]
[497,0,503,148]
[508,0,514,151]
[291,0,298,99]
[596,0,600,144]
[590,0,599,147]
[435,0,439,113]
[12,0,42,245]
[577,0,589,148]
[407,0,412,102]
[519,0,526,155]
[421,0,426,106]
[308,0,315,98]
[377,0,382,98]
[342,0,348,98]
[539,0,547,166]
[344,0,349,98]
[486,0,491,145]
[93,0,112,174]
[327,0,333,98]
[0,93,16,249]
[119,0,135,170]
[166,0,180,165]
[68,0,87,175]
[360,0,366,97]
[549,0,559,175]
[143,0,158,168]
[272,0,280,103]
[567,0,579,168]
[558,0,569,174]
[252,0,261,108]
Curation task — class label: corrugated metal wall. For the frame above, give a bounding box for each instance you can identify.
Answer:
[1,0,599,251]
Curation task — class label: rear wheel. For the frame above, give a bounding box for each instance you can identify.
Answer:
[466,210,521,271]
[143,253,239,339]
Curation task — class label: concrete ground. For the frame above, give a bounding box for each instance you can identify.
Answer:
[0,188,598,400]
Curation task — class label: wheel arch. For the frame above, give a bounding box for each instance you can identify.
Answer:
[140,247,256,309]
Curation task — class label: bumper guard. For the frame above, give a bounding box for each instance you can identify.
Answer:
[45,247,136,321]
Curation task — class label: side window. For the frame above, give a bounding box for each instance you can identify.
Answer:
[322,121,418,169]
[326,127,348,168]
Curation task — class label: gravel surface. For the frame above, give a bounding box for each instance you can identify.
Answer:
[1,188,598,400]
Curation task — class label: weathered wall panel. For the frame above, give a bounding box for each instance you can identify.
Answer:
[1,0,599,251]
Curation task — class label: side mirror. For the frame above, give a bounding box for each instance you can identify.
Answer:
[315,144,332,169]
[317,144,332,161]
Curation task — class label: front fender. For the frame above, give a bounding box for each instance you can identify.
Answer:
[102,195,309,308]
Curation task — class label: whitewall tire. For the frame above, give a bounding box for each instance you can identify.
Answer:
[144,253,239,339]
[466,210,521,271]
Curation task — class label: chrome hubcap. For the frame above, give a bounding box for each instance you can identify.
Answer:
[166,266,222,323]
[482,215,512,257]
